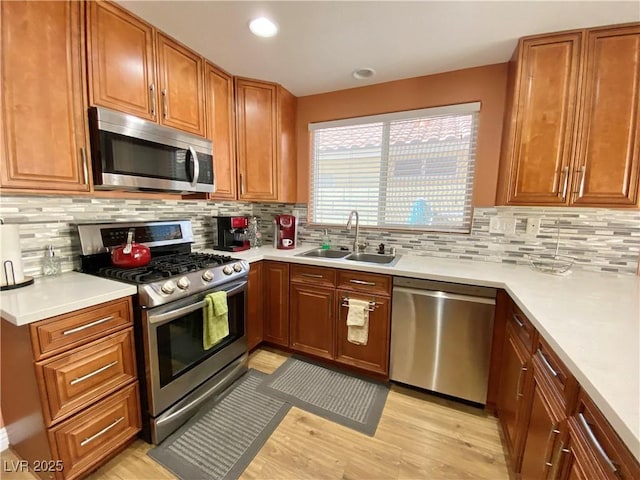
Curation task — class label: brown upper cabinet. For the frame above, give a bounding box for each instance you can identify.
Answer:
[235,78,297,202]
[87,1,205,137]
[498,23,640,208]
[205,63,237,200]
[0,0,91,193]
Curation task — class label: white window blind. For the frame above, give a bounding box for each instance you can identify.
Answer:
[309,102,480,233]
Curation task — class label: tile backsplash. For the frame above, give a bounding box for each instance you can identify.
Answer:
[0,195,638,277]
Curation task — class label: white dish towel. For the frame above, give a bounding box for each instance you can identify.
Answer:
[346,298,370,345]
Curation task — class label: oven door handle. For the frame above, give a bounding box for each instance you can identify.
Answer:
[148,280,247,326]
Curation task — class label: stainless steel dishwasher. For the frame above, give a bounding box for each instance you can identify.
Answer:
[390,277,496,404]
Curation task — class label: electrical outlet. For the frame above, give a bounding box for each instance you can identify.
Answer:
[526,217,541,236]
[489,216,516,235]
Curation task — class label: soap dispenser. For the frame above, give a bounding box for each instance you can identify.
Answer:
[321,229,331,250]
[42,245,61,276]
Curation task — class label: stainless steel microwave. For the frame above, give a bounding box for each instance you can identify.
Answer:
[88,107,215,194]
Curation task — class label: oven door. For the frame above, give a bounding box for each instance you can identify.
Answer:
[143,279,247,416]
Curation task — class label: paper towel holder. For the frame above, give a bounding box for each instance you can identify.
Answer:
[0,219,34,291]
[1,260,34,291]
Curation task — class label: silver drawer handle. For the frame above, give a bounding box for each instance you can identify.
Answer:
[560,166,569,199]
[302,273,323,278]
[149,83,156,117]
[80,417,124,447]
[543,425,560,468]
[537,349,558,377]
[516,366,527,399]
[512,313,525,328]
[69,361,119,386]
[63,316,113,335]
[349,279,376,286]
[578,413,618,474]
[161,88,168,119]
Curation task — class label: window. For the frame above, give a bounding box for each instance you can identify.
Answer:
[309,102,479,233]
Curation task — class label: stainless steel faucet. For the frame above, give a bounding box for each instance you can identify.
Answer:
[346,210,368,252]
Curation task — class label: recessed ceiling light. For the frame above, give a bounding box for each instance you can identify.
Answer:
[352,68,376,80]
[249,17,278,38]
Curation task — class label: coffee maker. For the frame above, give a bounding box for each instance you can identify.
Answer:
[212,216,250,252]
[273,214,297,249]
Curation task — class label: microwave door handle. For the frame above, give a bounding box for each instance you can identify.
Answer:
[188,146,200,187]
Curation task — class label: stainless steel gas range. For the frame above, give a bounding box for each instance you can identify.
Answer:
[77,220,249,444]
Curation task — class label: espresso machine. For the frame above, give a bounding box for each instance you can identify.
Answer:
[212,216,250,251]
[273,214,297,249]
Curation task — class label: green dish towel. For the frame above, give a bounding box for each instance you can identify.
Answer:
[203,291,229,350]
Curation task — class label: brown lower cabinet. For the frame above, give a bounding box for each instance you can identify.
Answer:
[496,320,533,469]
[256,262,391,377]
[290,283,335,360]
[519,358,566,480]
[496,293,640,479]
[246,261,264,350]
[288,265,392,377]
[1,297,140,480]
[335,290,390,375]
[262,261,290,346]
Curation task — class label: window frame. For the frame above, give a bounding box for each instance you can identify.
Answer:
[308,102,480,234]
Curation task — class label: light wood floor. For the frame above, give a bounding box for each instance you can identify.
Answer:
[2,348,509,479]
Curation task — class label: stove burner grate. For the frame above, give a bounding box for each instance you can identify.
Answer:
[96,253,235,284]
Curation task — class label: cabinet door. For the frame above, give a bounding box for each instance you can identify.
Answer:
[555,419,611,480]
[0,0,90,192]
[506,33,583,205]
[277,85,297,203]
[246,262,263,351]
[520,364,565,480]
[335,290,390,376]
[290,284,334,360]
[235,79,278,201]
[206,63,237,200]
[156,33,205,136]
[263,262,289,347]
[497,323,531,470]
[572,25,640,207]
[87,1,156,121]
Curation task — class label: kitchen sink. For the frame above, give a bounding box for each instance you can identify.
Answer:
[344,252,399,265]
[297,248,350,259]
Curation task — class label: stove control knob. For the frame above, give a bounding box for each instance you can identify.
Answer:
[161,280,176,295]
[222,265,233,275]
[233,263,243,272]
[202,270,214,282]
[177,277,190,290]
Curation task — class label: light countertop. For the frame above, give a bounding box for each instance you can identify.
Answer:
[0,272,137,325]
[207,245,640,460]
[1,246,638,460]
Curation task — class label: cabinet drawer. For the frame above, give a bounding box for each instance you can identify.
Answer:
[573,390,640,480]
[37,329,137,426]
[49,383,140,480]
[337,271,391,297]
[31,297,132,360]
[532,336,577,411]
[509,303,535,352]
[291,264,336,288]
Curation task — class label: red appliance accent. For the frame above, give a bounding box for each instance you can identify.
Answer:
[111,229,151,268]
[231,217,248,229]
[274,214,296,250]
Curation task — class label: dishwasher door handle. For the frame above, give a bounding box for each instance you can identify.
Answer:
[393,286,496,305]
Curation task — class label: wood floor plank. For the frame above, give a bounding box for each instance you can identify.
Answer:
[1,348,510,479]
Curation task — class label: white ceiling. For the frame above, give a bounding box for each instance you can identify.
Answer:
[117,1,640,97]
